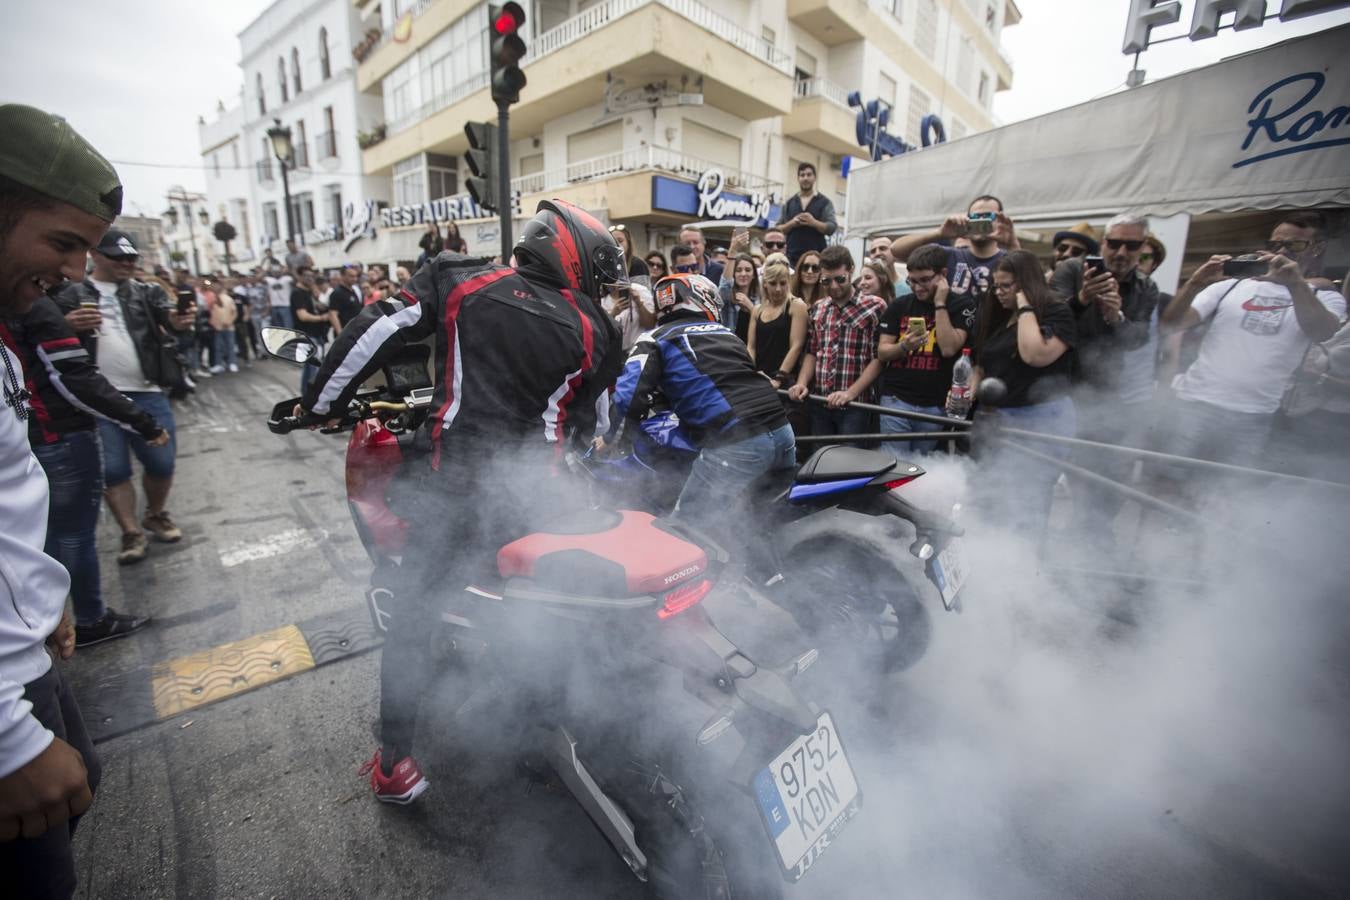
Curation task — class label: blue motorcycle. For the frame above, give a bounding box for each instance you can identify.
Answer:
[582,414,967,673]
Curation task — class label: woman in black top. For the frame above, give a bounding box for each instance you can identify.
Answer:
[791,249,824,306]
[443,220,468,254]
[972,249,1078,538]
[645,251,668,281]
[608,224,648,279]
[747,259,808,387]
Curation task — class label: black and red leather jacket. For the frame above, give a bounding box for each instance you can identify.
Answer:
[1,296,160,446]
[302,254,622,471]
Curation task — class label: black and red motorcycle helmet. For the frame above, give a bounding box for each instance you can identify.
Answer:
[514,199,628,302]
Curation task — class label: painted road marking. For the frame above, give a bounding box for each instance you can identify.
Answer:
[151,624,317,717]
[217,527,322,568]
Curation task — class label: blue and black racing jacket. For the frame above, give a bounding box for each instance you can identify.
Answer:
[613,311,786,448]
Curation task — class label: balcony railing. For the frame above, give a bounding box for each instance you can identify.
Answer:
[256,160,274,184]
[356,0,436,60]
[387,0,792,137]
[529,0,792,72]
[794,77,851,108]
[291,143,310,169]
[317,130,339,161]
[510,145,781,197]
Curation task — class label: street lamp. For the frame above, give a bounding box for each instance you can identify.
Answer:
[266,117,296,245]
[164,187,203,275]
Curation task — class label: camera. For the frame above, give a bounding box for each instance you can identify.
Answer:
[1222,254,1268,278]
[966,211,996,236]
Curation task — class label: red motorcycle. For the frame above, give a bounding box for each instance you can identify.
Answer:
[263,329,864,897]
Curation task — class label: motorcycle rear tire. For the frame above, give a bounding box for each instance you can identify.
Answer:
[782,538,932,674]
[598,760,784,900]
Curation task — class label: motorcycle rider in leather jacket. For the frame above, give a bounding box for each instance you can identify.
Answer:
[613,274,796,526]
[296,199,625,802]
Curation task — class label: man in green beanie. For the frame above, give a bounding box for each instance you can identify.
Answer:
[0,103,121,898]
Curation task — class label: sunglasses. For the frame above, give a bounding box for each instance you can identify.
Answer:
[673,263,700,273]
[1055,243,1087,257]
[798,263,820,273]
[824,274,851,286]
[1265,239,1313,253]
[763,241,785,249]
[607,224,627,232]
[1104,238,1145,252]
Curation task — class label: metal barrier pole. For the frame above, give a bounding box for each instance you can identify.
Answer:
[994,437,1219,531]
[776,389,971,430]
[996,424,1350,493]
[793,431,966,444]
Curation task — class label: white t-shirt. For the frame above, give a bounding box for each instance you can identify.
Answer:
[0,346,67,775]
[265,275,293,308]
[91,280,158,393]
[1173,278,1347,414]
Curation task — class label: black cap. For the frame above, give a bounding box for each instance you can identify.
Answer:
[95,229,139,259]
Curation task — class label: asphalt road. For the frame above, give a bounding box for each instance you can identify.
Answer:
[63,358,1349,899]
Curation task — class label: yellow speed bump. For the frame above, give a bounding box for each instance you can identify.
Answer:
[151,624,316,718]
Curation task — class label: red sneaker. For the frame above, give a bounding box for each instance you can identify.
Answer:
[358,750,429,804]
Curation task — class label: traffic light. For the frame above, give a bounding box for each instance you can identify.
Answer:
[488,3,527,105]
[463,120,499,213]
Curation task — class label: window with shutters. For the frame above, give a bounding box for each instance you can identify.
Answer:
[907,85,932,145]
[567,121,623,165]
[291,47,303,94]
[319,27,331,80]
[915,0,939,59]
[278,57,288,103]
[682,120,742,172]
[794,47,816,83]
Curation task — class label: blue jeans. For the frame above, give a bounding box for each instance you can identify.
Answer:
[807,405,871,441]
[984,395,1077,539]
[675,424,797,524]
[270,306,294,329]
[99,392,176,486]
[879,395,946,457]
[299,337,327,396]
[33,430,106,625]
[213,328,238,369]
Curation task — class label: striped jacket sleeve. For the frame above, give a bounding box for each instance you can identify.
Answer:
[302,289,435,415]
[26,297,160,438]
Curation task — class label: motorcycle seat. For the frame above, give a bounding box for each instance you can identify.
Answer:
[498,509,708,599]
[794,445,898,484]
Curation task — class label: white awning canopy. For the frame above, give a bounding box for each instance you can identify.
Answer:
[847,24,1350,236]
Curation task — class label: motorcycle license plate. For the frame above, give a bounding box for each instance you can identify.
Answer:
[752,712,861,882]
[930,537,968,610]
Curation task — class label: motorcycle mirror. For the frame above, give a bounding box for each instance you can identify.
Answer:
[261,326,319,364]
[975,377,1007,408]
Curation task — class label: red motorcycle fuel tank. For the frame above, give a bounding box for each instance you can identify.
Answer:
[346,418,408,556]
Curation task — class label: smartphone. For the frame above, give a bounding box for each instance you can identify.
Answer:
[908,316,927,336]
[176,290,196,315]
[966,211,996,236]
[1083,255,1105,277]
[1222,255,1268,278]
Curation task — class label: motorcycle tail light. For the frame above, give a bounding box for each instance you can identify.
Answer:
[657,578,713,620]
[882,475,919,490]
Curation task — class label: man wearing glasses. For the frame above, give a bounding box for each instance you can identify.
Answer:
[787,245,888,436]
[762,229,787,259]
[1047,223,1099,279]
[1049,214,1160,543]
[678,225,723,284]
[874,244,975,455]
[670,243,703,276]
[1160,211,1344,470]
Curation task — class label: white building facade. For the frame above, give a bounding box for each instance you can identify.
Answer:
[348,0,1019,262]
[199,0,393,270]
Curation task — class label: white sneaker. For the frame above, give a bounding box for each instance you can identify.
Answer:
[209,365,225,374]
[228,363,239,373]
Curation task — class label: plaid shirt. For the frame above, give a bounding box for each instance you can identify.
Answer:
[807,290,889,399]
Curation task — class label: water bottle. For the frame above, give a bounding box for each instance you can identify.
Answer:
[947,348,973,418]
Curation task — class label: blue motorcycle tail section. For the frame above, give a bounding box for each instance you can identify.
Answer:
[788,477,875,504]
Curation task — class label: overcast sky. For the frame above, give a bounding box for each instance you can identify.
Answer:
[1,0,1346,215]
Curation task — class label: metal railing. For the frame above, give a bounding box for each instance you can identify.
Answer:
[360,0,437,59]
[316,130,338,161]
[256,160,274,183]
[290,142,310,169]
[529,0,792,72]
[510,145,782,196]
[794,77,852,108]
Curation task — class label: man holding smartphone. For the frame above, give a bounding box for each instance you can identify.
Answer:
[875,244,976,455]
[778,162,837,266]
[1159,211,1344,472]
[889,194,1017,309]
